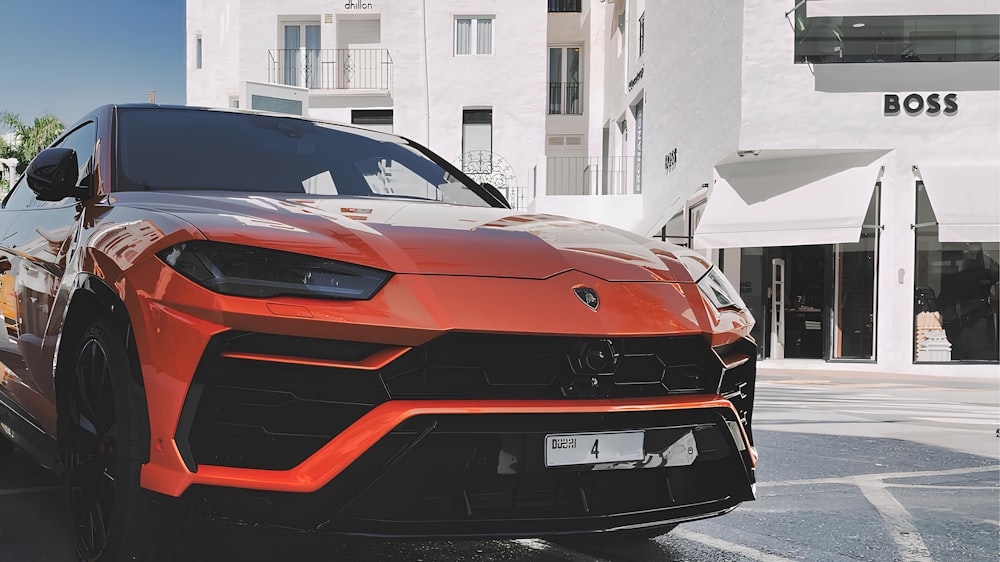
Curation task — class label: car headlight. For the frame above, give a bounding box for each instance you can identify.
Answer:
[157,241,392,300]
[697,266,747,311]
[676,254,749,312]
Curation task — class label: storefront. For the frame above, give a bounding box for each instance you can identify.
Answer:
[912,165,999,363]
[692,150,885,362]
[690,153,999,368]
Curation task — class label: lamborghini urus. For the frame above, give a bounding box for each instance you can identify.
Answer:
[0,105,757,561]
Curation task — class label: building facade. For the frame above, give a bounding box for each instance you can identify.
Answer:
[187,0,548,208]
[598,0,999,375]
[187,1,1000,376]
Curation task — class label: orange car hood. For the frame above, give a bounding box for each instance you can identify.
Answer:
[114,193,694,283]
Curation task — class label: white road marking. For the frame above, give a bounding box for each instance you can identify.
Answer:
[764,464,999,488]
[762,465,1000,562]
[669,529,799,562]
[913,417,1000,425]
[856,479,934,562]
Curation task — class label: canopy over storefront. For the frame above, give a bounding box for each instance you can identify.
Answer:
[805,0,999,18]
[916,163,1000,242]
[694,149,888,249]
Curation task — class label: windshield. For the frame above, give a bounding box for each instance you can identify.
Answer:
[115,108,493,207]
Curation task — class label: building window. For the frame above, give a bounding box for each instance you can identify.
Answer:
[913,182,999,363]
[196,35,203,69]
[280,23,322,87]
[832,185,880,360]
[548,46,582,114]
[548,0,581,13]
[793,7,999,64]
[228,96,239,109]
[456,17,494,55]
[639,13,645,56]
[351,109,393,133]
[462,109,492,158]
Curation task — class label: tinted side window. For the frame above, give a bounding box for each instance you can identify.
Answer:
[2,174,34,209]
[54,122,97,188]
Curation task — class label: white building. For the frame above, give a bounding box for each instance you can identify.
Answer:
[581,0,998,375]
[187,0,1000,375]
[187,0,549,208]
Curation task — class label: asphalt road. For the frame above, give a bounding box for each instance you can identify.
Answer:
[1,369,997,562]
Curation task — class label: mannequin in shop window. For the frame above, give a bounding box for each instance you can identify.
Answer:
[937,247,999,361]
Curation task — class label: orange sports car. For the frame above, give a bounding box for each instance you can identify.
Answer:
[0,105,757,561]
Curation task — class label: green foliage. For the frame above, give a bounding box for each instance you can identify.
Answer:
[0,112,65,174]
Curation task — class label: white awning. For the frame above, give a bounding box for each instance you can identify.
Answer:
[807,0,1000,18]
[694,151,886,249]
[917,163,1000,242]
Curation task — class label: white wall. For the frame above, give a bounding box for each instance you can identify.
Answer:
[187,0,546,196]
[634,0,745,237]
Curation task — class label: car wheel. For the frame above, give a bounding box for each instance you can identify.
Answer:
[62,319,170,562]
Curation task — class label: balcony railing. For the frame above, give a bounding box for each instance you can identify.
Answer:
[546,156,635,196]
[268,48,393,90]
[548,81,582,115]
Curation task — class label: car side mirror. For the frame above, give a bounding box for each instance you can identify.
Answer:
[26,147,81,202]
[481,182,511,209]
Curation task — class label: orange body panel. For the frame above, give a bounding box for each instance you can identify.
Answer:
[142,395,748,497]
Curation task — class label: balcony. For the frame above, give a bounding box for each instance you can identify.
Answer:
[267,48,392,91]
[546,156,636,195]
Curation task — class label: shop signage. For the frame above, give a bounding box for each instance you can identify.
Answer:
[884,93,958,116]
[344,1,373,9]
[634,100,644,194]
[664,148,678,173]
[627,67,644,92]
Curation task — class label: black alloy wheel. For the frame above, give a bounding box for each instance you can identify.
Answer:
[62,319,168,562]
[65,330,119,559]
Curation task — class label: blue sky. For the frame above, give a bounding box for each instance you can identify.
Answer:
[0,0,185,129]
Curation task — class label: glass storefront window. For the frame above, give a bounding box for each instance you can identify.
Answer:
[793,7,1000,64]
[913,183,1000,363]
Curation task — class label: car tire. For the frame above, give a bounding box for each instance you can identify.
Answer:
[61,318,174,562]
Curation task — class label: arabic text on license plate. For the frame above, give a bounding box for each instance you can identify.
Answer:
[544,431,645,467]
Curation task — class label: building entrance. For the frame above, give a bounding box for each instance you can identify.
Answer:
[741,245,826,360]
[769,245,828,359]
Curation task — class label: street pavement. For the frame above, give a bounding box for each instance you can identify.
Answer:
[0,366,997,561]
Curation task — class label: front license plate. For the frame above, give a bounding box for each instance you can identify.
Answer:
[544,431,645,467]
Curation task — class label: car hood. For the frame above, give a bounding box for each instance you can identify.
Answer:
[111,192,696,283]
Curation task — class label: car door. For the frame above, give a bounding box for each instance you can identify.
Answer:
[0,121,97,434]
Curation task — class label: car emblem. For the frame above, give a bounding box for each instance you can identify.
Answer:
[574,287,600,310]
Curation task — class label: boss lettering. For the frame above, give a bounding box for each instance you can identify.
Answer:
[884,93,958,115]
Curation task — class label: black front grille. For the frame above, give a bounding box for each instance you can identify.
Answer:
[179,331,754,472]
[182,408,756,536]
[382,333,723,400]
[180,333,390,471]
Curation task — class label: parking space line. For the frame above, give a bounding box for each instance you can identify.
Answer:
[670,529,799,562]
[856,479,934,562]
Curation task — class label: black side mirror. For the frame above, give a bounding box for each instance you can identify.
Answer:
[26,147,80,202]
[481,182,511,209]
